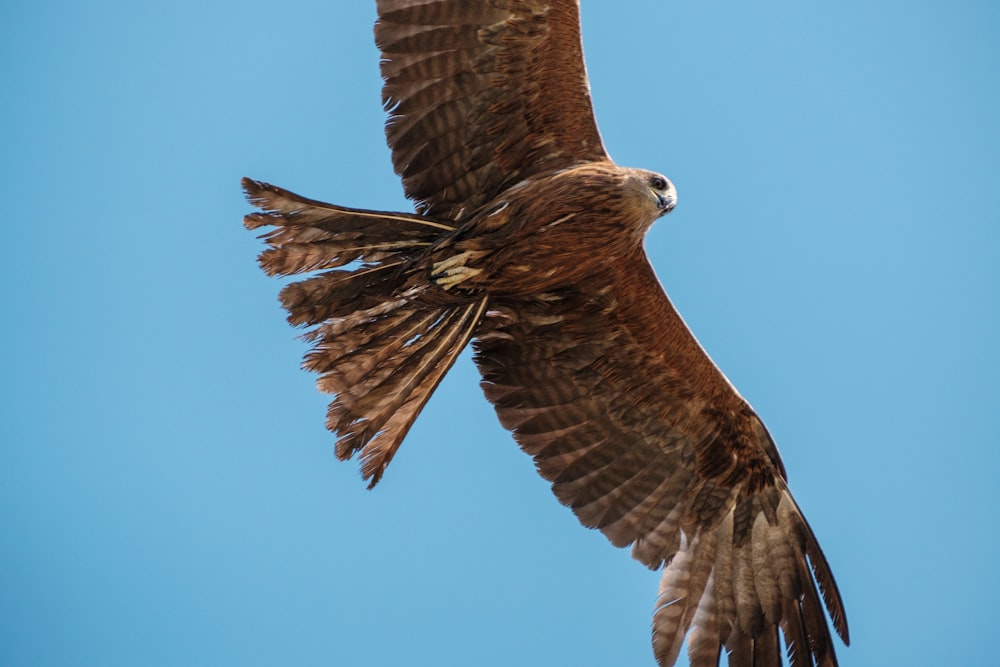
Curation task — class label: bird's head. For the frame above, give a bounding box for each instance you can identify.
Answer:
[622,168,676,228]
[646,170,677,217]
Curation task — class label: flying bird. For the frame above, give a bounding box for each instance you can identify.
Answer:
[243,2,849,665]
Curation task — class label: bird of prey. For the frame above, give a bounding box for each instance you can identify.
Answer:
[243,2,849,665]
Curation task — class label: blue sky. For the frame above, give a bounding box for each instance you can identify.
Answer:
[2,1,998,665]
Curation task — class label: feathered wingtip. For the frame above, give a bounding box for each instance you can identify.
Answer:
[652,489,848,667]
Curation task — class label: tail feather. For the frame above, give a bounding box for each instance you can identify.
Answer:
[242,177,453,276]
[303,295,434,383]
[243,177,485,487]
[326,297,489,486]
[279,262,408,327]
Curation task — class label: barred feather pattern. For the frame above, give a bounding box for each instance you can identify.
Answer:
[474,253,848,667]
[376,0,608,219]
[243,178,486,486]
[652,492,842,667]
[245,2,848,665]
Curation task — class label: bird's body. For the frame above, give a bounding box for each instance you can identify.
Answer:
[244,2,848,665]
[431,163,674,294]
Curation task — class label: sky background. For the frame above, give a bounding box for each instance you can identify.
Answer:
[2,1,998,665]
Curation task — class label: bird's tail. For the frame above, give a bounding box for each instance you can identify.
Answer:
[243,178,488,487]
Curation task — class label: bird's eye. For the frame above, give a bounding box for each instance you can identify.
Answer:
[651,176,667,191]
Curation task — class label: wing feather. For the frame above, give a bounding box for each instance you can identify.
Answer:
[473,253,848,666]
[376,0,608,218]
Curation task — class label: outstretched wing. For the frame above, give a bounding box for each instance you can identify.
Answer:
[376,0,609,219]
[473,253,849,667]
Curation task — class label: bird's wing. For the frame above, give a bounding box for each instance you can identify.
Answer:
[376,0,609,219]
[473,252,849,667]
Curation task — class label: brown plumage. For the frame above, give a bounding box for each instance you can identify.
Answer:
[243,2,849,666]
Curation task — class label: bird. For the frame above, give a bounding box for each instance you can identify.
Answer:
[242,2,849,666]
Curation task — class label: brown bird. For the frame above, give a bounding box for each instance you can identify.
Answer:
[243,2,849,666]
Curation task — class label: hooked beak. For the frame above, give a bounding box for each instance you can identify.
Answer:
[656,192,677,216]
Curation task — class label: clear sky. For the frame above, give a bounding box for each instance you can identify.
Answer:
[2,2,998,666]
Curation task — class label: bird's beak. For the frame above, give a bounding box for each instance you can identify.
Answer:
[657,192,677,216]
